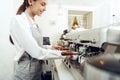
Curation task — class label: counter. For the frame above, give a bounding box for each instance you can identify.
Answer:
[54,59,83,80]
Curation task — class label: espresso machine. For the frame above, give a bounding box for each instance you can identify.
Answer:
[62,39,104,80]
[62,41,120,80]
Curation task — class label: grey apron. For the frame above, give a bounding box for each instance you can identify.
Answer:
[14,11,44,80]
[14,52,43,80]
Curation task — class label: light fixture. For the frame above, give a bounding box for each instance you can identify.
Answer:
[72,16,79,29]
[58,3,63,16]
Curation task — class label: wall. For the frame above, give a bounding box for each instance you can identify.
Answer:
[92,0,120,27]
[111,0,120,24]
[0,0,15,80]
[92,2,111,28]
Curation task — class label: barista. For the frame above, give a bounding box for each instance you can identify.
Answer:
[10,0,73,80]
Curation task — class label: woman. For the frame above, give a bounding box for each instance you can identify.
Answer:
[10,0,73,80]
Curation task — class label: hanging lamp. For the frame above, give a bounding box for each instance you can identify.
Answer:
[72,16,79,29]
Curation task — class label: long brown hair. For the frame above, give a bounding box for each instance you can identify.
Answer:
[10,0,37,45]
[16,0,30,14]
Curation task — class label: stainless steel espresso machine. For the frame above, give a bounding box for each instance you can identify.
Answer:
[84,42,120,80]
[62,41,120,80]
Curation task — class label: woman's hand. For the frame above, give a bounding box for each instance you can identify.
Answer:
[52,45,63,50]
[61,51,78,56]
[52,45,69,50]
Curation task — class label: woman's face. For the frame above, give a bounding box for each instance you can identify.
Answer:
[31,0,47,16]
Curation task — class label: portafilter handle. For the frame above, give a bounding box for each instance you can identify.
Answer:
[61,51,78,56]
[80,39,96,44]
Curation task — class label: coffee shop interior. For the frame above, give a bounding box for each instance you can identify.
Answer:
[0,0,120,80]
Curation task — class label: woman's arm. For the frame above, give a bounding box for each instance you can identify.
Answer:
[10,16,65,60]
